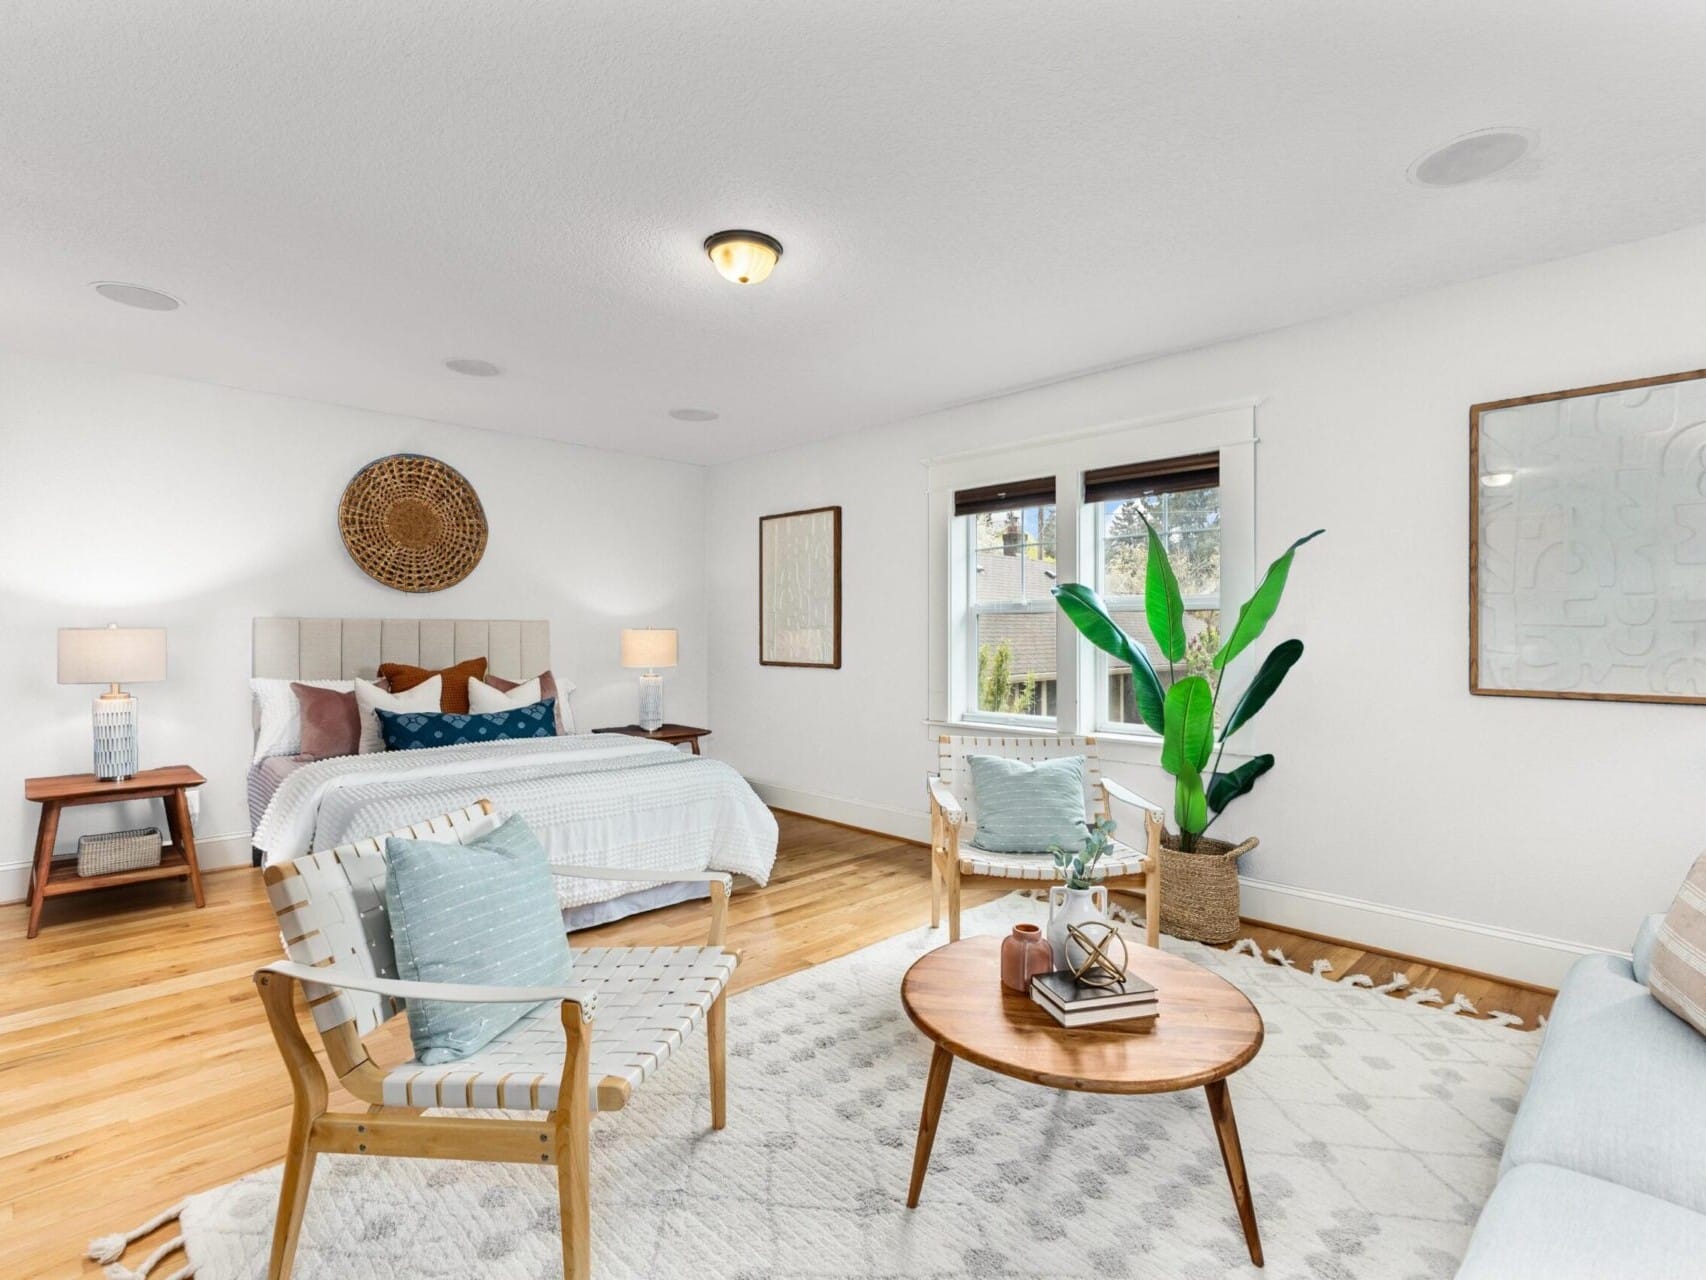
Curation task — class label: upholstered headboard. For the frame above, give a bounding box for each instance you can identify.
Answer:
[252,618,550,682]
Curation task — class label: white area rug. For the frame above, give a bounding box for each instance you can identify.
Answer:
[155,895,1539,1279]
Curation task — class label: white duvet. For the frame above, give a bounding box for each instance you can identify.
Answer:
[252,735,778,912]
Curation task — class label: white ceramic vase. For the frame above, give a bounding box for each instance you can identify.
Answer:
[1046,884,1111,970]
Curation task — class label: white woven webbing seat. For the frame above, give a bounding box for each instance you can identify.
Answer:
[957,843,1153,881]
[381,945,737,1111]
[254,798,738,1280]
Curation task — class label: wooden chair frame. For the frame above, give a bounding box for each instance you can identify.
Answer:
[257,858,732,1280]
[928,735,1164,948]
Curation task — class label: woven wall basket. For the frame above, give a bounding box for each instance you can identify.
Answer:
[338,454,488,593]
[1157,834,1260,944]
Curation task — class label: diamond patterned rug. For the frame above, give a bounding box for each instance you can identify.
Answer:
[158,894,1538,1278]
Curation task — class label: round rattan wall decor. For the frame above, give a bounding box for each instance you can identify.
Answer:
[338,453,488,592]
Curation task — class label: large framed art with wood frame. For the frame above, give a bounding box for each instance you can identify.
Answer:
[1470,367,1706,705]
[759,505,842,668]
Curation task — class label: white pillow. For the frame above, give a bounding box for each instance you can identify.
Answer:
[468,676,542,713]
[355,675,443,754]
[251,677,353,764]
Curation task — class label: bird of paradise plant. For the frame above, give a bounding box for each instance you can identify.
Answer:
[1053,523,1321,852]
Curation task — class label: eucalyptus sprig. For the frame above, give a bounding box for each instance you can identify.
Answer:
[1051,818,1117,890]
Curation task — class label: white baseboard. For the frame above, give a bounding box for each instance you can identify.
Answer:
[750,781,933,845]
[0,832,255,906]
[748,780,1613,988]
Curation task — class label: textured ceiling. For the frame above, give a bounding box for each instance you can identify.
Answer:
[4,2,1706,464]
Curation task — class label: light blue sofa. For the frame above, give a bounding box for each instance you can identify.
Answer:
[1456,916,1706,1278]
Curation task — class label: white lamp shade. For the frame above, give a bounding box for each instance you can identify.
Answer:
[620,628,678,669]
[58,626,167,685]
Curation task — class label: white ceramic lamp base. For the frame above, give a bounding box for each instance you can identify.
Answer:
[637,672,664,732]
[93,692,139,781]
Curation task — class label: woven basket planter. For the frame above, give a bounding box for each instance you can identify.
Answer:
[1157,834,1259,944]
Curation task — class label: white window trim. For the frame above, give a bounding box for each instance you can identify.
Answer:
[926,399,1260,752]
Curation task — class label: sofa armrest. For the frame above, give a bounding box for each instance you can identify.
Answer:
[1632,913,1667,986]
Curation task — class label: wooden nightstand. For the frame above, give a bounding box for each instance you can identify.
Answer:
[592,724,711,755]
[23,765,207,938]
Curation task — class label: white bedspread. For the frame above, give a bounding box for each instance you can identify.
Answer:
[252,735,778,911]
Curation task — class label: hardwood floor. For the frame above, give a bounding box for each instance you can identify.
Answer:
[0,810,1550,1278]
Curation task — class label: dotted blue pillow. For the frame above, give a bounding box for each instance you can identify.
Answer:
[376,697,558,751]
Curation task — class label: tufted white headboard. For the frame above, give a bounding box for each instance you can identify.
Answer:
[252,618,550,682]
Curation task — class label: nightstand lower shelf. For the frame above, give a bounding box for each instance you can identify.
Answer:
[42,847,195,894]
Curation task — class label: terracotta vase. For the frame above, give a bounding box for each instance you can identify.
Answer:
[1000,922,1055,993]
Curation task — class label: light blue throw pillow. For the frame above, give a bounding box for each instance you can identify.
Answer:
[385,814,572,1065]
[967,754,1089,854]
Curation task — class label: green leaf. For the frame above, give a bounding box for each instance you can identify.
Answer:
[1052,582,1165,733]
[1214,529,1324,671]
[1219,640,1304,741]
[1161,675,1215,774]
[1141,513,1187,664]
[1174,764,1208,836]
[1207,754,1275,814]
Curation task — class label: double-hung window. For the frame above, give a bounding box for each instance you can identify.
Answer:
[956,476,1057,722]
[1085,453,1222,732]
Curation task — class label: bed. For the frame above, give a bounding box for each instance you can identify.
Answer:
[247,617,777,927]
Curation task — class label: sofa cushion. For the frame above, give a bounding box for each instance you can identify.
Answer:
[1455,1163,1706,1280]
[1500,953,1706,1215]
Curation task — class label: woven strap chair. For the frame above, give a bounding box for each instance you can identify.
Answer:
[256,799,736,1280]
[928,735,1163,947]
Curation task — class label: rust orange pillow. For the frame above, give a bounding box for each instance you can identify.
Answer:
[377,657,489,714]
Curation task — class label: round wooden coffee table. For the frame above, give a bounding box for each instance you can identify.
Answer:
[901,934,1266,1266]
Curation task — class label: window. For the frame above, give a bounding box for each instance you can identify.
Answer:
[1086,453,1221,731]
[956,477,1057,721]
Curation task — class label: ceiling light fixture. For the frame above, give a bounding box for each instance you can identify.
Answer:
[704,230,783,285]
[92,281,182,311]
[444,357,501,377]
[1480,471,1517,488]
[1408,128,1534,187]
[668,408,720,422]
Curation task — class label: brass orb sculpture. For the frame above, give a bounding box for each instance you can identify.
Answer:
[338,453,487,592]
[1066,921,1129,989]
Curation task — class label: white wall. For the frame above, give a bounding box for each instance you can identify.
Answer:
[706,223,1706,985]
[0,351,706,900]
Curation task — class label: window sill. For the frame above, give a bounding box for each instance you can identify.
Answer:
[924,719,1258,765]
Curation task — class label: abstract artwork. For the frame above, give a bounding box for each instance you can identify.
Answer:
[1471,368,1706,703]
[759,506,841,668]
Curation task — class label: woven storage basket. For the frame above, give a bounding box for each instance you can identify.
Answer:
[1157,834,1259,944]
[77,826,162,877]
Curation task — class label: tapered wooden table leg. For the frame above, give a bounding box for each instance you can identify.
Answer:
[165,785,206,907]
[1205,1078,1263,1267]
[906,1045,955,1208]
[25,800,60,939]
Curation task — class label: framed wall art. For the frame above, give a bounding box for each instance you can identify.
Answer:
[1470,367,1706,704]
[759,505,842,668]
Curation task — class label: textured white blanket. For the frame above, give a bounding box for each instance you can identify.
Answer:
[252,735,779,911]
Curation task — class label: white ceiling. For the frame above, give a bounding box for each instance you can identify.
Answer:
[4,2,1706,465]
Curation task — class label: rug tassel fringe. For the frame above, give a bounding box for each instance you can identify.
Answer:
[88,1203,195,1279]
[1487,1010,1525,1028]
[1310,958,1333,978]
[1231,938,1263,961]
[1405,986,1443,1006]
[1438,993,1478,1016]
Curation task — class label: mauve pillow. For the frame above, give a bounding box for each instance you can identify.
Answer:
[378,657,488,714]
[291,679,386,760]
[485,671,571,733]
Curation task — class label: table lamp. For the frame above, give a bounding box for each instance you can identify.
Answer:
[57,625,167,780]
[620,628,677,732]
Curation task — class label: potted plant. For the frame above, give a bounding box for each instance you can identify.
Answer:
[1046,818,1116,965]
[1052,523,1321,942]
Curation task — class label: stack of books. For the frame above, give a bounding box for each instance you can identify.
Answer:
[1030,968,1158,1029]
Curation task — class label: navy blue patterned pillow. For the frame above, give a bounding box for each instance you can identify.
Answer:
[376,697,558,751]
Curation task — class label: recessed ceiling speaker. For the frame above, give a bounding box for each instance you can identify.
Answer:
[92,281,182,311]
[444,357,502,377]
[1409,128,1534,187]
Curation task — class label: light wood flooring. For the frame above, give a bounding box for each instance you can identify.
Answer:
[0,810,1551,1278]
